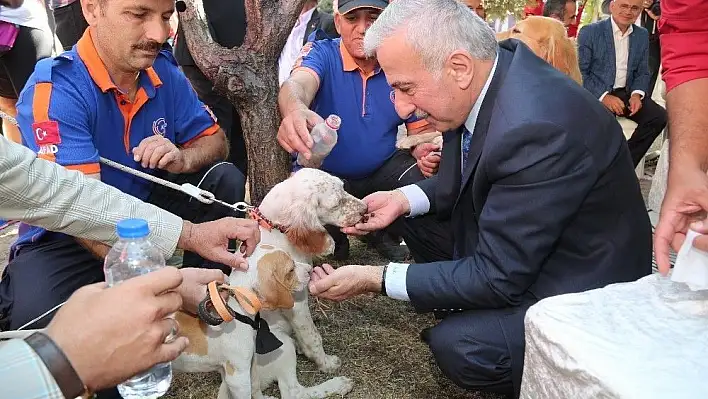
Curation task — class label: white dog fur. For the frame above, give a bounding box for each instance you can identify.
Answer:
[173,168,367,398]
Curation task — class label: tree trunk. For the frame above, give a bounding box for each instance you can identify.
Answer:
[179,0,306,203]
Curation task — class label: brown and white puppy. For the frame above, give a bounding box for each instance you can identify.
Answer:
[497,16,583,85]
[174,168,365,398]
[255,168,366,372]
[173,246,353,398]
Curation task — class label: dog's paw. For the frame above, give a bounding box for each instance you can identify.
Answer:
[332,376,354,396]
[317,354,341,373]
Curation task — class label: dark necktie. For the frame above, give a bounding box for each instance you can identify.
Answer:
[461,127,472,172]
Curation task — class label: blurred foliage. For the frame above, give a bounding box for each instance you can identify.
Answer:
[484,0,538,20]
[318,0,334,13]
[317,0,537,22]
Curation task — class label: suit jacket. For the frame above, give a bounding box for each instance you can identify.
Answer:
[0,136,182,258]
[303,9,338,44]
[408,39,651,318]
[577,18,650,98]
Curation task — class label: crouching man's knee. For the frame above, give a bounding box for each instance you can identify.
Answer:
[424,312,516,397]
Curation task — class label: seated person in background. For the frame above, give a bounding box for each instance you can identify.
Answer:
[543,0,578,27]
[497,16,583,85]
[578,0,667,167]
[277,0,436,262]
[3,0,246,341]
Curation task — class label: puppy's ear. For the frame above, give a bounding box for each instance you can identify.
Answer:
[257,250,298,310]
[280,193,331,256]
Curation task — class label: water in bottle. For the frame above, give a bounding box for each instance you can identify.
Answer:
[104,218,173,399]
[297,114,341,168]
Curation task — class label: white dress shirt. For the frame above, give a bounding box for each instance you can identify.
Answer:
[599,17,645,101]
[278,7,316,86]
[386,54,499,301]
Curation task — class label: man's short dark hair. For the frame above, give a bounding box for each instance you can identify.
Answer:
[543,0,574,20]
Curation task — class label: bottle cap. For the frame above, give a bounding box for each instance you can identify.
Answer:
[116,218,150,239]
[325,115,341,130]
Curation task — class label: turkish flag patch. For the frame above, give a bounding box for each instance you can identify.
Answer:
[32,120,61,146]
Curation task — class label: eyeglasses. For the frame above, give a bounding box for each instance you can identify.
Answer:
[616,3,642,13]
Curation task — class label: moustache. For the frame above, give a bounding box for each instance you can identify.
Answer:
[133,41,161,53]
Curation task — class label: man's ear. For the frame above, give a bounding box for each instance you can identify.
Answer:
[257,251,297,310]
[82,0,101,26]
[446,50,475,90]
[333,12,342,35]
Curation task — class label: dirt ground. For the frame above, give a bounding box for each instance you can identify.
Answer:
[0,170,656,399]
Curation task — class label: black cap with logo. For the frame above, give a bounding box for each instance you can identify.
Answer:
[337,0,389,14]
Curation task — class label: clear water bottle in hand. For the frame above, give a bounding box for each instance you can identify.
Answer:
[297,114,341,169]
[104,218,174,399]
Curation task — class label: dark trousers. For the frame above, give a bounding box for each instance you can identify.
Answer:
[647,37,661,99]
[180,64,248,177]
[0,26,53,99]
[403,217,523,398]
[0,163,244,398]
[52,1,89,51]
[611,88,667,167]
[421,305,529,399]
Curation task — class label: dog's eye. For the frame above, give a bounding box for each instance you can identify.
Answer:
[512,28,521,34]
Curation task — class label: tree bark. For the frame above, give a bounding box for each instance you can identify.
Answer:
[179,0,307,203]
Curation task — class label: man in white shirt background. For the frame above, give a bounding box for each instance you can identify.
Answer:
[277,0,339,86]
[578,0,667,167]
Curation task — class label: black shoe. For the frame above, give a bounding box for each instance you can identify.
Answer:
[367,232,410,262]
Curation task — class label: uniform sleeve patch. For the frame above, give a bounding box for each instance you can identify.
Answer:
[32,120,61,146]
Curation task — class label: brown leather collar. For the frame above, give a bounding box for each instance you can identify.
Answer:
[248,208,287,234]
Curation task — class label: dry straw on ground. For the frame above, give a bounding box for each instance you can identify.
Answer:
[165,239,499,399]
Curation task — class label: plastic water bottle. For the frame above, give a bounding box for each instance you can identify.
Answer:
[104,218,173,399]
[297,114,341,168]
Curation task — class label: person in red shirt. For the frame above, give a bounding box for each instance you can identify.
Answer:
[523,0,545,18]
[567,0,587,37]
[653,0,708,274]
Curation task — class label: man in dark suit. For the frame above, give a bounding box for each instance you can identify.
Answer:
[306,0,652,397]
[578,0,667,167]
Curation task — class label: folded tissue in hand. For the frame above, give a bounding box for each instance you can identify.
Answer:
[671,229,708,291]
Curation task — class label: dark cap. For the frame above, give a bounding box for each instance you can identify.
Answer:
[337,0,389,15]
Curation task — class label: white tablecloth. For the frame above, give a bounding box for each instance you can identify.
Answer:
[520,274,708,399]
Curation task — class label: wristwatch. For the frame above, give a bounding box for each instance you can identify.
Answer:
[24,332,93,399]
[381,264,389,296]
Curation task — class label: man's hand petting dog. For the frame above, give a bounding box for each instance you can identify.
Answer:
[412,143,441,177]
[309,264,383,301]
[132,135,187,173]
[277,107,324,160]
[45,268,188,392]
[342,190,410,235]
[179,218,261,270]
